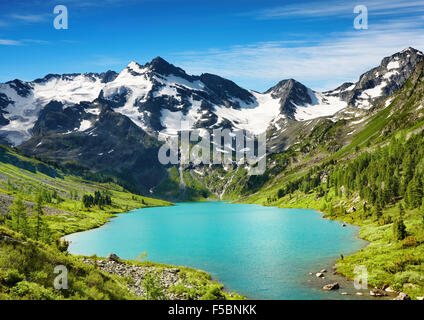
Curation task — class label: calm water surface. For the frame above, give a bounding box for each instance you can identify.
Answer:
[65,202,367,299]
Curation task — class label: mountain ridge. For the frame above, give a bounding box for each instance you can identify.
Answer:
[0,47,421,147]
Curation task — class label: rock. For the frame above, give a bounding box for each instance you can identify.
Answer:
[385,286,395,293]
[370,288,388,297]
[169,268,180,274]
[323,283,340,291]
[107,253,121,263]
[315,272,325,278]
[342,223,346,227]
[320,269,327,273]
[403,283,418,290]
[393,292,411,300]
[341,292,349,295]
[416,297,424,301]
[356,292,364,296]
[308,272,313,275]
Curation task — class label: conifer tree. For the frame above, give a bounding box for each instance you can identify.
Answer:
[393,218,407,240]
[8,196,30,236]
[33,194,50,242]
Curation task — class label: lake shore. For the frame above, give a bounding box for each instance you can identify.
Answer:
[237,191,423,300]
[65,202,366,300]
[61,203,244,300]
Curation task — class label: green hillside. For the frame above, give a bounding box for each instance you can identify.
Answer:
[0,145,246,300]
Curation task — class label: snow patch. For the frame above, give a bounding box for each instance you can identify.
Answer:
[294,90,347,121]
[78,120,92,131]
[387,61,400,70]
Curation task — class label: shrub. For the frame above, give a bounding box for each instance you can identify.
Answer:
[378,215,393,226]
[1,269,25,286]
[142,271,166,300]
[402,236,419,248]
[10,281,56,300]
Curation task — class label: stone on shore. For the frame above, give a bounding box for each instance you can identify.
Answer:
[403,283,418,290]
[370,288,387,297]
[323,283,339,291]
[393,292,411,300]
[320,269,327,273]
[315,272,325,278]
[356,292,364,296]
[385,286,395,293]
[107,253,121,263]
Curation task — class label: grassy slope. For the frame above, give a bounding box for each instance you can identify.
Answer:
[0,146,243,300]
[0,144,171,237]
[0,226,244,300]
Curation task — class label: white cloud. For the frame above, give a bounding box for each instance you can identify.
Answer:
[9,14,48,22]
[248,0,424,20]
[0,39,22,46]
[171,18,424,92]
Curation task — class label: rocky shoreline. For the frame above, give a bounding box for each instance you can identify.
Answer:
[306,264,417,300]
[82,254,189,299]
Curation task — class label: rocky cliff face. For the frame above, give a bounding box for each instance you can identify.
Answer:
[325,47,423,109]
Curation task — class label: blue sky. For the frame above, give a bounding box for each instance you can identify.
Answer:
[1,0,424,91]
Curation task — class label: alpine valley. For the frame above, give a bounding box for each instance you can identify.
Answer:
[1,47,424,300]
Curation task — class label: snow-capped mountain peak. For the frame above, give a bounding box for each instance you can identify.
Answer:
[0,48,422,146]
[325,47,423,110]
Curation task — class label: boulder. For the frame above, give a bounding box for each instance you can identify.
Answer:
[385,286,395,293]
[356,292,364,296]
[320,269,327,273]
[315,272,325,278]
[403,283,418,290]
[416,297,424,301]
[323,283,340,291]
[107,253,120,263]
[393,293,411,300]
[341,292,349,295]
[370,288,387,297]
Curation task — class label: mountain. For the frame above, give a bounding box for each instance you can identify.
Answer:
[0,47,423,197]
[0,71,118,145]
[1,48,421,147]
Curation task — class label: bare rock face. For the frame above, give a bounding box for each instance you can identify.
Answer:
[265,79,312,119]
[323,283,340,291]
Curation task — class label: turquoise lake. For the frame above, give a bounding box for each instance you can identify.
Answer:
[65,202,367,300]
